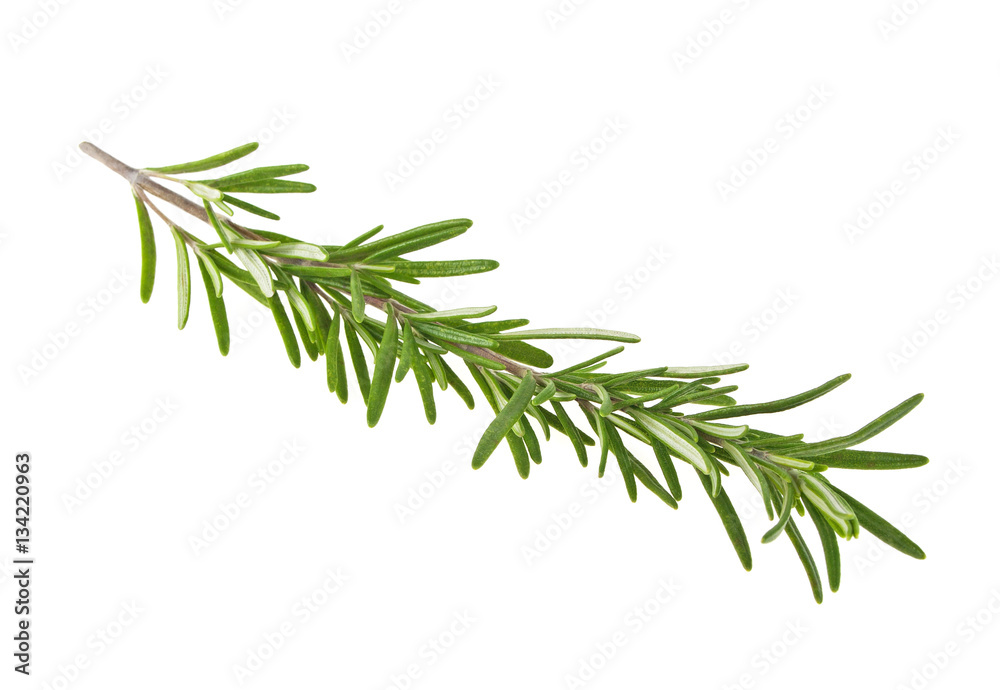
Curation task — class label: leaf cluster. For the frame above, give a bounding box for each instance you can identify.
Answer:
[93,142,929,602]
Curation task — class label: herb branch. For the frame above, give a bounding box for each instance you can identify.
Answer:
[81,140,928,602]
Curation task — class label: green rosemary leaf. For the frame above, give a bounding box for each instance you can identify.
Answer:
[521,415,543,465]
[221,194,279,220]
[230,237,281,250]
[216,179,317,194]
[465,364,497,413]
[441,360,474,410]
[630,410,710,474]
[205,164,309,189]
[193,247,223,297]
[462,318,531,334]
[532,380,557,406]
[234,247,274,297]
[606,424,637,502]
[379,260,499,278]
[284,284,316,332]
[326,313,342,394]
[697,472,752,571]
[146,142,259,174]
[836,488,925,559]
[343,319,371,404]
[132,192,156,303]
[762,480,795,544]
[493,328,640,343]
[650,439,683,501]
[506,431,531,478]
[793,394,924,457]
[170,228,190,329]
[367,306,398,427]
[196,255,229,356]
[721,441,771,519]
[282,265,353,280]
[208,253,268,305]
[523,401,551,440]
[329,219,471,263]
[290,304,318,362]
[264,243,329,261]
[472,371,536,469]
[663,364,749,378]
[342,224,384,249]
[412,322,499,348]
[203,200,234,253]
[689,374,852,421]
[606,414,652,445]
[650,378,720,410]
[267,294,301,368]
[410,352,437,424]
[658,414,699,443]
[425,351,448,389]
[548,346,625,377]
[685,419,749,439]
[396,321,415,382]
[668,384,740,407]
[405,306,498,322]
[551,401,589,468]
[492,340,554,368]
[748,434,805,451]
[785,518,824,603]
[300,281,330,346]
[631,454,677,508]
[803,499,842,593]
[350,270,365,322]
[816,449,929,470]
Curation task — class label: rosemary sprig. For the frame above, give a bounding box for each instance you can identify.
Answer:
[81,141,928,603]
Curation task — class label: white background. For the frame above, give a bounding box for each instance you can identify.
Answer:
[2,1,998,688]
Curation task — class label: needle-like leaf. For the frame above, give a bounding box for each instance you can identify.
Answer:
[268,294,301,368]
[367,306,399,427]
[697,472,752,571]
[195,255,229,355]
[146,142,259,174]
[132,192,156,303]
[170,227,190,329]
[472,371,537,469]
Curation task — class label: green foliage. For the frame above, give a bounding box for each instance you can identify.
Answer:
[87,141,930,603]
